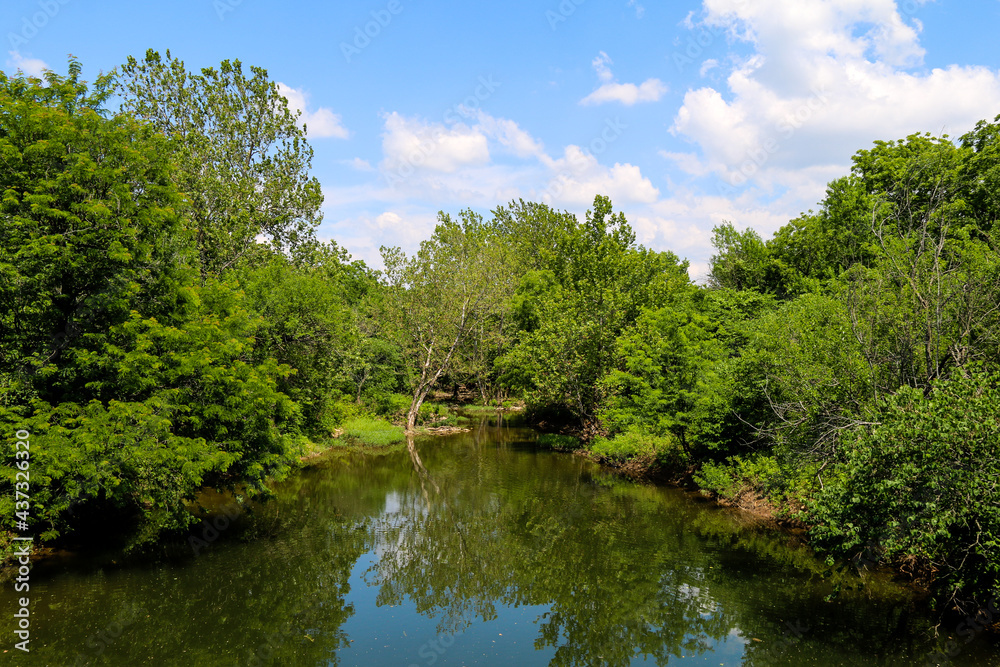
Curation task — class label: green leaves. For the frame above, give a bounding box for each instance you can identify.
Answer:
[380,209,512,428]
[600,301,723,452]
[499,196,690,425]
[0,59,304,547]
[810,370,1000,604]
[116,49,324,276]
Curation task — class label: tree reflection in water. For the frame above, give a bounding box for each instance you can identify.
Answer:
[366,434,732,666]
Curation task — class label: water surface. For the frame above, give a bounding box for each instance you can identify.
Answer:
[4,416,998,666]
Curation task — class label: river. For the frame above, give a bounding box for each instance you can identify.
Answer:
[3,415,998,666]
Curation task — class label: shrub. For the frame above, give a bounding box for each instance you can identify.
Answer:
[588,428,687,468]
[367,392,412,420]
[808,370,1000,605]
[694,454,784,501]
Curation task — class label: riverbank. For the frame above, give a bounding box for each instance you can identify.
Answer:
[532,429,809,533]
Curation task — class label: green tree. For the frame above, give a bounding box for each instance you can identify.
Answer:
[842,131,1000,392]
[768,176,875,285]
[600,300,723,454]
[236,242,390,434]
[0,61,300,545]
[727,292,873,462]
[500,196,690,428]
[707,222,774,292]
[380,211,512,430]
[809,369,1000,609]
[116,49,324,276]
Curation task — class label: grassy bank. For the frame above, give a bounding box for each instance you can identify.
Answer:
[340,416,406,446]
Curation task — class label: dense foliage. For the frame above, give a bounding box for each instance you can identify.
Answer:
[2,55,999,611]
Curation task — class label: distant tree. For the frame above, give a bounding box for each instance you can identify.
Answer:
[500,196,690,428]
[707,222,774,292]
[380,211,511,430]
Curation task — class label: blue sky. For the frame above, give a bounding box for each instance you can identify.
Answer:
[5,0,1000,278]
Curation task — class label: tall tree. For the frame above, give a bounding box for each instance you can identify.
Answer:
[380,211,511,430]
[0,60,300,545]
[116,49,323,276]
[500,196,690,429]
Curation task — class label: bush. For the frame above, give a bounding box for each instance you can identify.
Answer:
[694,454,784,501]
[319,399,363,432]
[367,393,412,420]
[808,370,1000,605]
[588,429,687,468]
[340,416,406,447]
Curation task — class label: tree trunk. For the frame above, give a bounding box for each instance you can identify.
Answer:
[407,390,428,432]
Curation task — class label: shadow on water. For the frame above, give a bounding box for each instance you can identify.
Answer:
[3,416,998,665]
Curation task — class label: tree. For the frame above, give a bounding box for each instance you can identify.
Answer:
[235,242,391,434]
[707,222,773,292]
[843,132,1000,393]
[0,60,188,405]
[500,196,690,428]
[600,300,724,454]
[768,176,875,285]
[0,60,300,545]
[116,49,323,276]
[380,211,511,430]
[960,114,1000,235]
[809,369,1000,610]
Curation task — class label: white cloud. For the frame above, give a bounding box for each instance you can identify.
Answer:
[592,51,615,83]
[318,209,440,270]
[627,0,646,19]
[375,108,660,213]
[345,157,374,171]
[538,145,660,206]
[672,0,1000,192]
[580,52,667,106]
[276,83,350,139]
[6,51,48,77]
[473,110,546,158]
[381,111,491,175]
[643,0,1000,281]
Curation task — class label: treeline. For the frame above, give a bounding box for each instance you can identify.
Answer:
[2,54,999,611]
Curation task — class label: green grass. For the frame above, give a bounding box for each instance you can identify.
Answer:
[340,416,406,446]
[458,404,502,415]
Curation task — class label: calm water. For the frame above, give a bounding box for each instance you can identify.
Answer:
[4,416,998,666]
